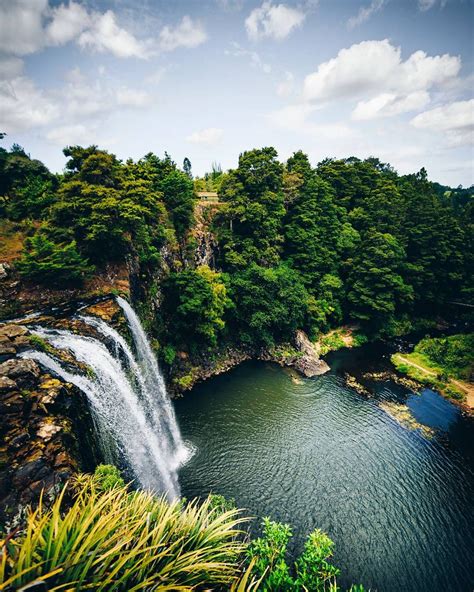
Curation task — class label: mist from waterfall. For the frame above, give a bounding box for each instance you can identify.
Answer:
[21,299,189,501]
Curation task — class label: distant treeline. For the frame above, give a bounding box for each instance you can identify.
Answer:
[0,141,472,353]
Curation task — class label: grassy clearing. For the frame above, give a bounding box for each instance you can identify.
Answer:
[318,327,367,356]
[391,352,465,402]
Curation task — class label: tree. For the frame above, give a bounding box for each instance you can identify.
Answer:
[183,157,192,179]
[163,266,231,349]
[399,169,465,312]
[284,152,344,288]
[158,170,195,240]
[346,231,413,335]
[216,147,285,269]
[0,146,56,219]
[228,263,309,347]
[17,234,92,286]
[50,147,167,263]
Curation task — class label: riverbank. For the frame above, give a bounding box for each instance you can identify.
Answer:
[391,333,474,415]
[168,329,329,395]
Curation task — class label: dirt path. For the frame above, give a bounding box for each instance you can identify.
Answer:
[398,356,474,410]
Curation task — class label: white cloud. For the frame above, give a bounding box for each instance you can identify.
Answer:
[46,123,92,146]
[145,67,168,86]
[225,42,271,73]
[0,0,47,55]
[0,76,58,132]
[116,88,152,107]
[411,99,474,146]
[159,16,207,52]
[78,10,154,59]
[352,90,430,120]
[303,40,460,104]
[347,0,385,29]
[267,103,355,142]
[46,1,90,46]
[277,71,294,97]
[245,2,305,41]
[186,127,224,145]
[418,0,447,10]
[0,1,205,61]
[0,56,24,80]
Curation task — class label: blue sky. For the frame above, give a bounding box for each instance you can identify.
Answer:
[0,0,473,185]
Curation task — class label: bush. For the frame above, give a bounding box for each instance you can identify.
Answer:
[246,518,356,591]
[93,464,125,491]
[17,233,93,286]
[0,470,247,591]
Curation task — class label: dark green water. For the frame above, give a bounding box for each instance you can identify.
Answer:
[175,348,474,592]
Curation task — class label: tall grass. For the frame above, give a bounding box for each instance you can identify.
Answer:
[0,471,247,591]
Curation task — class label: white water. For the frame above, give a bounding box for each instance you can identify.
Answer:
[21,299,189,501]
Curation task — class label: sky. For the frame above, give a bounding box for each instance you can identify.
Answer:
[0,0,473,186]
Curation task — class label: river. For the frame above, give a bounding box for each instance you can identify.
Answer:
[175,345,474,592]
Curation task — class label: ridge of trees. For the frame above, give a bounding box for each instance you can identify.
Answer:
[0,140,472,350]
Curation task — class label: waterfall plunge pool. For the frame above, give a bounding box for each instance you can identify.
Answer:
[175,348,474,592]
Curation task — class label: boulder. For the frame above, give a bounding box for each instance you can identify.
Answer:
[0,263,9,280]
[0,375,17,391]
[0,358,41,387]
[293,330,330,377]
[0,324,28,339]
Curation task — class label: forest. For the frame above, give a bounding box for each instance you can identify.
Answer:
[1,140,472,356]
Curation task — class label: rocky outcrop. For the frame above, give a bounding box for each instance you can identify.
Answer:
[0,259,130,322]
[293,330,330,377]
[193,202,220,268]
[0,323,99,525]
[169,330,330,395]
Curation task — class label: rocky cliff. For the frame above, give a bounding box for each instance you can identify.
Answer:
[0,323,99,525]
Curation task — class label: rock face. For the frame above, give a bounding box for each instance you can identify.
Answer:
[169,330,330,395]
[0,322,99,524]
[293,330,330,377]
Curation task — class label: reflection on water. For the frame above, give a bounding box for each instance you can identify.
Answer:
[175,350,474,592]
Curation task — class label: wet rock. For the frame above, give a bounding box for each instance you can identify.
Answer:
[82,298,121,323]
[13,458,49,488]
[0,358,40,388]
[0,375,17,391]
[0,342,16,359]
[344,373,371,397]
[0,263,10,280]
[9,432,30,449]
[0,324,28,339]
[37,421,62,441]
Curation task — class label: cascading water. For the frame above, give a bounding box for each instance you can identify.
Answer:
[20,299,189,501]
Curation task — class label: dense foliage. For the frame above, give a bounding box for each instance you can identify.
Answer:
[1,139,472,350]
[0,466,365,592]
[415,333,474,380]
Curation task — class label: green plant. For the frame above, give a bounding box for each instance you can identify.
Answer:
[247,518,294,591]
[29,334,55,354]
[17,234,93,286]
[162,344,177,366]
[294,529,340,590]
[92,464,125,491]
[0,470,247,591]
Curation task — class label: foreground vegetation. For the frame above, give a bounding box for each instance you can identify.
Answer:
[0,139,472,357]
[0,465,365,591]
[392,333,474,403]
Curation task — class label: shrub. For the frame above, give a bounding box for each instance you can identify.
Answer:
[93,464,125,491]
[17,233,93,286]
[0,471,247,591]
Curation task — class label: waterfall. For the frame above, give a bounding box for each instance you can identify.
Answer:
[20,299,189,501]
